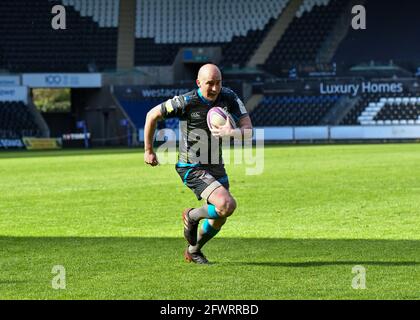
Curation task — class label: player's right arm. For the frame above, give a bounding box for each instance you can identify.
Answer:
[144,95,188,166]
[144,105,164,166]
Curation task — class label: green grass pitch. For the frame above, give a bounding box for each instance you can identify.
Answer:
[0,144,419,299]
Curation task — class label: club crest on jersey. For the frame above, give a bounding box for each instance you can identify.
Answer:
[217,105,229,113]
[191,112,201,119]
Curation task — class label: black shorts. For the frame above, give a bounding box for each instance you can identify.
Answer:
[175,163,230,200]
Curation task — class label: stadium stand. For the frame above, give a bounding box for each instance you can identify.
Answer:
[0,0,419,145]
[374,97,420,124]
[341,92,394,125]
[61,0,119,28]
[0,0,118,72]
[0,102,41,138]
[117,98,163,129]
[112,86,169,130]
[357,96,420,125]
[250,94,339,126]
[222,18,277,68]
[333,0,420,69]
[136,0,286,43]
[264,0,349,73]
[341,93,420,125]
[134,0,288,67]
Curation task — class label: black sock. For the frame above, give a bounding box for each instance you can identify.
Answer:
[189,219,226,253]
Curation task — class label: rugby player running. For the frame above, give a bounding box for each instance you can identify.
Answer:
[144,64,253,264]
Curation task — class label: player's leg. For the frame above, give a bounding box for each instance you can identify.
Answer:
[178,167,227,247]
[185,176,234,243]
[187,186,235,257]
[178,166,235,264]
[187,171,233,222]
[206,185,236,218]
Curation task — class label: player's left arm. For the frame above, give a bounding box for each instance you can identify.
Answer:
[231,114,253,139]
[211,90,253,138]
[211,115,253,138]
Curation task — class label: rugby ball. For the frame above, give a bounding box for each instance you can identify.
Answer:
[207,107,236,130]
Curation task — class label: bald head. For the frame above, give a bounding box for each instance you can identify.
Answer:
[196,64,222,102]
[197,64,222,81]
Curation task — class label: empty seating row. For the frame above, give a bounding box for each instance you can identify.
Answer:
[250,94,338,126]
[263,94,339,104]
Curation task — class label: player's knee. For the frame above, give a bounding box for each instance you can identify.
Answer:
[217,197,236,217]
[211,217,227,229]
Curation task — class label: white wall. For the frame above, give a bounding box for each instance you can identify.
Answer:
[257,126,420,140]
[139,126,420,142]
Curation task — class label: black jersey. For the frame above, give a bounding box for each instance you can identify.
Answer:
[160,87,248,165]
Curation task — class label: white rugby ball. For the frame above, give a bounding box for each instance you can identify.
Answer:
[207,107,236,130]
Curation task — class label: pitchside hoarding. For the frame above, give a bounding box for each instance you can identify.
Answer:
[114,85,192,130]
[0,76,20,86]
[0,139,24,149]
[319,81,404,96]
[0,86,28,103]
[22,137,62,150]
[113,85,191,99]
[22,73,102,88]
[261,78,420,96]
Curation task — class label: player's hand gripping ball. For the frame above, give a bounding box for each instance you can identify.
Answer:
[207,107,236,138]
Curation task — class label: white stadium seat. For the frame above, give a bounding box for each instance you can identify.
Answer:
[135,0,290,43]
[358,99,387,125]
[364,96,420,126]
[296,0,330,18]
[61,0,119,27]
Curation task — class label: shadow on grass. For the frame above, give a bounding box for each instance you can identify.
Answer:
[0,147,140,160]
[1,237,419,268]
[228,261,420,268]
[0,280,28,284]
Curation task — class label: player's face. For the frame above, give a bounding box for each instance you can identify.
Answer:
[198,74,222,102]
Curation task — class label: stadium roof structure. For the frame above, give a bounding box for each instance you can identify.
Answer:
[349,62,412,78]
